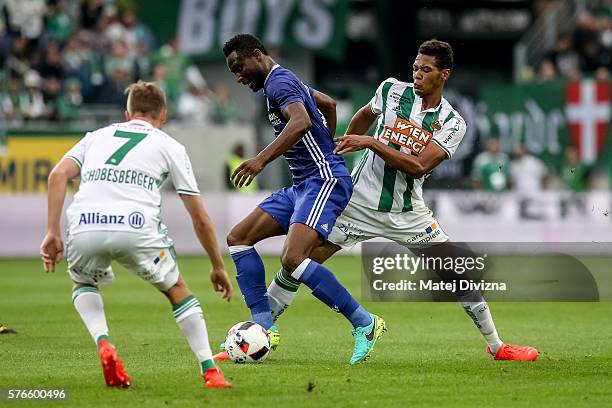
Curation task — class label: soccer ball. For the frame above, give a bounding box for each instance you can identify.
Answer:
[224,321,271,363]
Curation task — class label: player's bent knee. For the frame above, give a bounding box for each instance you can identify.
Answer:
[280,252,308,274]
[227,229,251,247]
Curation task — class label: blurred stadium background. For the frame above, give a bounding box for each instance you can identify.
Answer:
[1,0,611,256]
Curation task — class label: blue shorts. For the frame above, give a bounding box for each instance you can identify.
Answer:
[258,176,352,240]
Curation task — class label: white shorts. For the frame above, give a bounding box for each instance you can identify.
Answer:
[66,230,179,291]
[327,200,449,248]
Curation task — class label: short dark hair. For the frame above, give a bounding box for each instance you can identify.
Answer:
[223,34,268,58]
[418,39,453,70]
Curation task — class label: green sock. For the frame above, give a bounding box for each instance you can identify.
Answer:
[201,359,216,372]
[96,334,110,346]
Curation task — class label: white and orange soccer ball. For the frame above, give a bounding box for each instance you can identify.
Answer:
[224,321,271,363]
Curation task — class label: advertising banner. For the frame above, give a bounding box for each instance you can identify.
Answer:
[478,79,611,169]
[0,134,81,194]
[1,191,610,257]
[137,0,349,60]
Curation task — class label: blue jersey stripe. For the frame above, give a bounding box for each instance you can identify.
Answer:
[303,132,333,179]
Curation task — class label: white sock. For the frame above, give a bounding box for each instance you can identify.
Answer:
[173,295,214,373]
[267,269,300,322]
[72,287,109,345]
[458,291,503,354]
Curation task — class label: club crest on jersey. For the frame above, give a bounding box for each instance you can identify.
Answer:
[431,120,442,132]
[381,118,432,155]
[79,212,125,225]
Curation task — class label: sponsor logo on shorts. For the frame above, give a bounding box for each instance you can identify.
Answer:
[128,211,145,229]
[79,212,125,225]
[408,223,442,244]
[337,222,365,242]
[320,223,329,232]
[153,250,166,265]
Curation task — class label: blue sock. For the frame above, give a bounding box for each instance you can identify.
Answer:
[293,259,372,328]
[230,246,274,329]
[349,305,372,328]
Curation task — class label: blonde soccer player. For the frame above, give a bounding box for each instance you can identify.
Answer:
[40,81,233,388]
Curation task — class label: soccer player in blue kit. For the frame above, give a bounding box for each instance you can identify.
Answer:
[218,34,386,365]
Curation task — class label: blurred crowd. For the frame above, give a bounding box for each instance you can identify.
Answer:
[0,1,607,193]
[0,0,240,124]
[471,139,595,193]
[538,0,612,82]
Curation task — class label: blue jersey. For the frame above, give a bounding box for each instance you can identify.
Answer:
[263,64,350,185]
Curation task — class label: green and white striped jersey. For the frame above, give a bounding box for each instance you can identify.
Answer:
[350,78,466,213]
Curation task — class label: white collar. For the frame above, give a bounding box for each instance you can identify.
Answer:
[415,93,443,113]
[264,64,281,87]
[127,119,154,128]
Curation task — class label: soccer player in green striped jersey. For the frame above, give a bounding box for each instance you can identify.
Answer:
[267,40,538,361]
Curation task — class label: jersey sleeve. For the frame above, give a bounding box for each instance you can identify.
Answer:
[64,132,91,168]
[369,78,395,115]
[169,144,200,196]
[432,115,466,159]
[268,76,305,112]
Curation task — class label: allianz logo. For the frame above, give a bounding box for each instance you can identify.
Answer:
[79,211,145,229]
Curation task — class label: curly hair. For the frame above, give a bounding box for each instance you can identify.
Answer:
[418,39,454,70]
[223,34,268,58]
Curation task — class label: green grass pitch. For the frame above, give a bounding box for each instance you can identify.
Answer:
[1,255,611,407]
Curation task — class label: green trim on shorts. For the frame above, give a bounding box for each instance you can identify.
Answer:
[169,246,177,262]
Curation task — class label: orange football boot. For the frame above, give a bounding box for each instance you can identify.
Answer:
[487,343,538,361]
[203,367,232,388]
[98,339,132,387]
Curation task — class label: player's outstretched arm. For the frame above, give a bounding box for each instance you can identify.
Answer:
[345,102,378,136]
[179,194,233,301]
[313,90,337,136]
[231,102,311,188]
[41,158,80,272]
[334,136,447,178]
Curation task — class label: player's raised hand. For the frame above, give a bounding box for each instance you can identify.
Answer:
[40,232,64,273]
[231,157,265,188]
[210,267,233,301]
[333,135,373,155]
